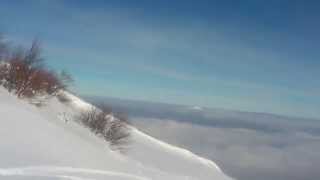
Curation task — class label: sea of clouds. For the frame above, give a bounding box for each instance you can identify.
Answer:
[87,96,320,180]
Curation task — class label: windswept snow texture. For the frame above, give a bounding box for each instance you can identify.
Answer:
[0,87,233,180]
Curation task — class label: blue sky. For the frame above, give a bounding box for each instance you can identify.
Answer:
[0,0,319,119]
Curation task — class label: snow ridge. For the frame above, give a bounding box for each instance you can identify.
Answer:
[132,128,222,172]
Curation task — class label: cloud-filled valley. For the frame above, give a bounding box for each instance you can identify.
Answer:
[132,117,320,180]
[86,96,320,180]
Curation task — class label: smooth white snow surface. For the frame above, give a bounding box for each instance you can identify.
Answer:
[0,87,233,180]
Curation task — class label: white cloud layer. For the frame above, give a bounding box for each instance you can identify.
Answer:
[132,117,320,180]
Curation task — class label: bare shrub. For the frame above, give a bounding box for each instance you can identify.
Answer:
[77,106,130,151]
[0,62,8,85]
[59,70,73,89]
[0,39,72,98]
[103,116,130,148]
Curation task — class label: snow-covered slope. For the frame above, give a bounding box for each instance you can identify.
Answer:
[0,87,233,180]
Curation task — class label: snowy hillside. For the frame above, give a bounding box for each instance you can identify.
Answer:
[0,87,233,180]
